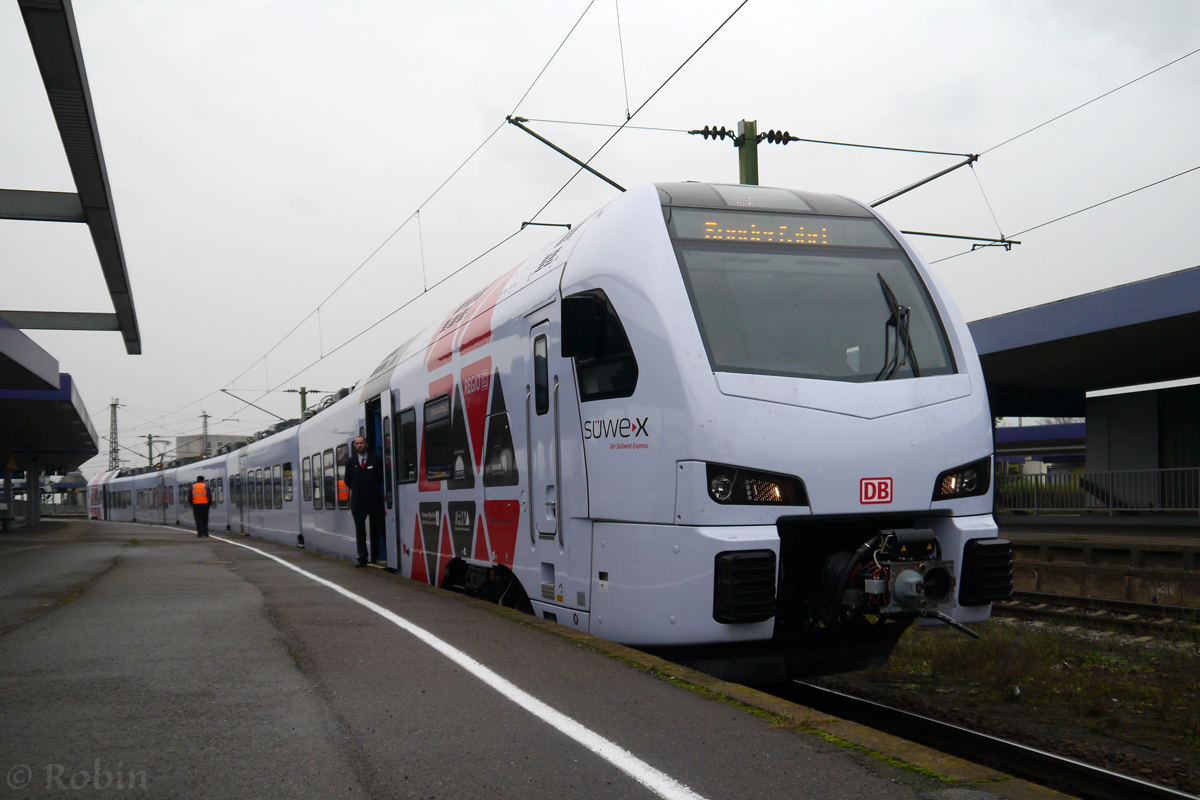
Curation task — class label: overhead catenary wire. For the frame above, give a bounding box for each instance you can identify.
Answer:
[970,164,1007,239]
[614,0,631,119]
[222,227,529,424]
[222,118,510,392]
[930,162,1200,264]
[239,0,754,414]
[509,0,597,117]
[521,117,973,158]
[177,0,607,424]
[94,2,752,461]
[527,0,751,224]
[981,43,1200,155]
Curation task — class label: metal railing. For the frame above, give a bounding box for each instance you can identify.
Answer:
[996,468,1200,516]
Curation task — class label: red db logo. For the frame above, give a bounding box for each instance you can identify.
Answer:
[860,477,893,504]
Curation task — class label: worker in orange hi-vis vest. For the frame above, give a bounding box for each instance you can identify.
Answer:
[191,475,212,538]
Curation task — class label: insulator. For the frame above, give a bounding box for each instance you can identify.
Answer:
[689,125,734,142]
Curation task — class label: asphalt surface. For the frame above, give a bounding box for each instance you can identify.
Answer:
[0,520,1007,800]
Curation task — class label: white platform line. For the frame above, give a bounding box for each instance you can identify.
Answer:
[160,527,708,800]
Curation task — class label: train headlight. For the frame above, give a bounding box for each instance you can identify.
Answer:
[932,456,992,500]
[706,463,807,506]
[709,473,734,502]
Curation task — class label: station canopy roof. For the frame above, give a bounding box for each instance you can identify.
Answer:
[967,265,1200,417]
[1,0,138,476]
[1,0,141,353]
[0,374,99,474]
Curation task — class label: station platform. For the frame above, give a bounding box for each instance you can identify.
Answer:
[0,520,1067,800]
[997,517,1199,609]
[998,515,1200,540]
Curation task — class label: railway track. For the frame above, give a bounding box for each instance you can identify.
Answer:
[994,591,1200,633]
[774,681,1197,800]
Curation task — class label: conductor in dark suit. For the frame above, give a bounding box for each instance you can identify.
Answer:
[345,435,385,567]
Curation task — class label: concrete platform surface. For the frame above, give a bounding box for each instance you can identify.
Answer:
[0,520,1068,800]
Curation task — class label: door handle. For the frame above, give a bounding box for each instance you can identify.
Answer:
[526,389,535,544]
[553,381,562,547]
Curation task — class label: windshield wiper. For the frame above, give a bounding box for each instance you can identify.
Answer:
[874,273,920,380]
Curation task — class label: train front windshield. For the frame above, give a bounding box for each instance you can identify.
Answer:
[667,208,955,382]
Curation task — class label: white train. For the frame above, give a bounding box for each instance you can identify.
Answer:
[89,182,1012,679]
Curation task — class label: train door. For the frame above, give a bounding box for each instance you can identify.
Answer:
[377,394,401,571]
[157,474,166,525]
[235,452,247,535]
[528,322,569,610]
[365,396,388,565]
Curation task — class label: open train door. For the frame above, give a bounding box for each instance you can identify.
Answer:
[363,395,388,566]
[234,450,247,535]
[359,345,406,571]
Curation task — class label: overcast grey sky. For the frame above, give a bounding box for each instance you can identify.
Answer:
[3,0,1198,474]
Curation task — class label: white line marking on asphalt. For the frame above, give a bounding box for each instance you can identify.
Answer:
[140,525,706,800]
[0,545,46,557]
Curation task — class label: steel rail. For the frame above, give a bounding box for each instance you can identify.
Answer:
[994,591,1200,632]
[1011,590,1199,620]
[778,682,1196,800]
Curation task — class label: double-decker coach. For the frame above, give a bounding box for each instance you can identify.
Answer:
[96,182,1011,678]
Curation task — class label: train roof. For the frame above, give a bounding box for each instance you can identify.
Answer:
[653,182,872,217]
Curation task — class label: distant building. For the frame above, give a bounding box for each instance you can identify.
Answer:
[175,434,249,459]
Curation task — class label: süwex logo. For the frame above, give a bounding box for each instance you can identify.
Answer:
[584,417,649,440]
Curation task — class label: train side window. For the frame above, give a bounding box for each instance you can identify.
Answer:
[564,290,639,402]
[323,449,336,509]
[273,464,283,509]
[301,457,311,501]
[534,335,549,415]
[482,412,519,486]
[398,408,417,483]
[214,478,222,504]
[335,445,350,509]
[256,468,264,509]
[423,396,451,481]
[312,454,323,509]
[283,462,293,502]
